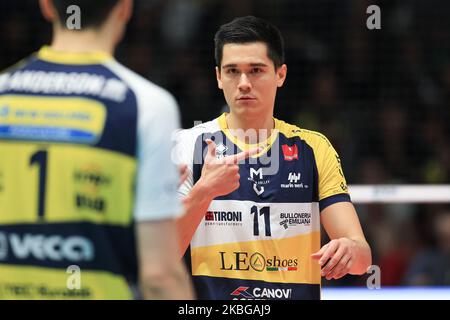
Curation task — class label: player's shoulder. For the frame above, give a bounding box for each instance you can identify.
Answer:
[0,54,38,88]
[173,117,220,164]
[175,117,221,144]
[276,118,333,149]
[2,52,39,73]
[105,60,177,113]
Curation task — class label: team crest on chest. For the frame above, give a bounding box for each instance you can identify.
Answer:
[248,168,270,196]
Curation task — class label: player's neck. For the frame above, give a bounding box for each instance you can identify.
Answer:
[50,28,115,55]
[226,113,275,144]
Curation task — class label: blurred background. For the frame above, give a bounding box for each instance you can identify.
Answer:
[1,0,449,288]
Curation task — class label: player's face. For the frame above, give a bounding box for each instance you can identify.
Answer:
[216,42,287,121]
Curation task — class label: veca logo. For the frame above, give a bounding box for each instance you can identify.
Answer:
[0,232,94,262]
[0,232,7,260]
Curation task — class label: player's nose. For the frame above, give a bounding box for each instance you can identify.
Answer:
[238,73,252,91]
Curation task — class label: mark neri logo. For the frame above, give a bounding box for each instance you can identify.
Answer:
[281,172,308,189]
[288,172,301,183]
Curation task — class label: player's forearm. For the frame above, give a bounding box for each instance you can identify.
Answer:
[177,177,215,255]
[348,237,372,275]
[140,262,195,300]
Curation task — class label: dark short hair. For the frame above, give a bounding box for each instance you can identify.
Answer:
[214,16,285,69]
[52,0,120,29]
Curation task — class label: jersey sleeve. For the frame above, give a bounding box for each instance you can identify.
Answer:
[313,133,351,211]
[174,128,196,197]
[134,92,182,221]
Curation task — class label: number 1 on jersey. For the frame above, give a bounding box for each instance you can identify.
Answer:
[30,150,48,220]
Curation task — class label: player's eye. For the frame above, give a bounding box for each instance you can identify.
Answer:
[251,67,263,74]
[226,68,239,75]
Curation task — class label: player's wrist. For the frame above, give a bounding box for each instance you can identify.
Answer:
[196,176,217,201]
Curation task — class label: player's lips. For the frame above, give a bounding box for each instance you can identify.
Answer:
[236,95,257,101]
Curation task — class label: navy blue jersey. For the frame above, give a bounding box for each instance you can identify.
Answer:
[176,113,351,300]
[0,47,181,299]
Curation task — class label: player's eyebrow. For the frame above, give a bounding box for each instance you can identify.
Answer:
[222,63,269,69]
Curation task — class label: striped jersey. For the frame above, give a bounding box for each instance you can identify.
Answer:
[176,113,351,300]
[0,46,181,299]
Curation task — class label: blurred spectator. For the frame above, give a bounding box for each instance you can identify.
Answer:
[404,210,450,285]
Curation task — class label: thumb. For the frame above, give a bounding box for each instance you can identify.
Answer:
[205,139,217,160]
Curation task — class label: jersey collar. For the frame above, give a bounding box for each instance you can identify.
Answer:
[37,46,113,65]
[218,112,280,157]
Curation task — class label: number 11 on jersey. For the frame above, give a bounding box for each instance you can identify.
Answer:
[250,205,271,237]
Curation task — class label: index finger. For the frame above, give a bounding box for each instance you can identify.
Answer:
[319,241,340,267]
[224,147,261,164]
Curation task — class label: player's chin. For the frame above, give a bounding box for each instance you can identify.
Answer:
[231,103,263,117]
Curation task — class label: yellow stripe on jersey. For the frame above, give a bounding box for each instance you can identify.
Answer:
[217,113,349,202]
[218,113,281,157]
[0,265,132,300]
[191,231,321,285]
[0,95,106,142]
[0,141,136,226]
[277,121,349,201]
[37,46,113,65]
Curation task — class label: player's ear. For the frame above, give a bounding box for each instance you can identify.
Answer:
[216,66,223,90]
[39,0,57,23]
[116,0,133,23]
[276,64,287,88]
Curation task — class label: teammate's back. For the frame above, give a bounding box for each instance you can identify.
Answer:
[0,0,194,300]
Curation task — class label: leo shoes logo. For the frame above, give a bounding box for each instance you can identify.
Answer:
[219,251,298,272]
